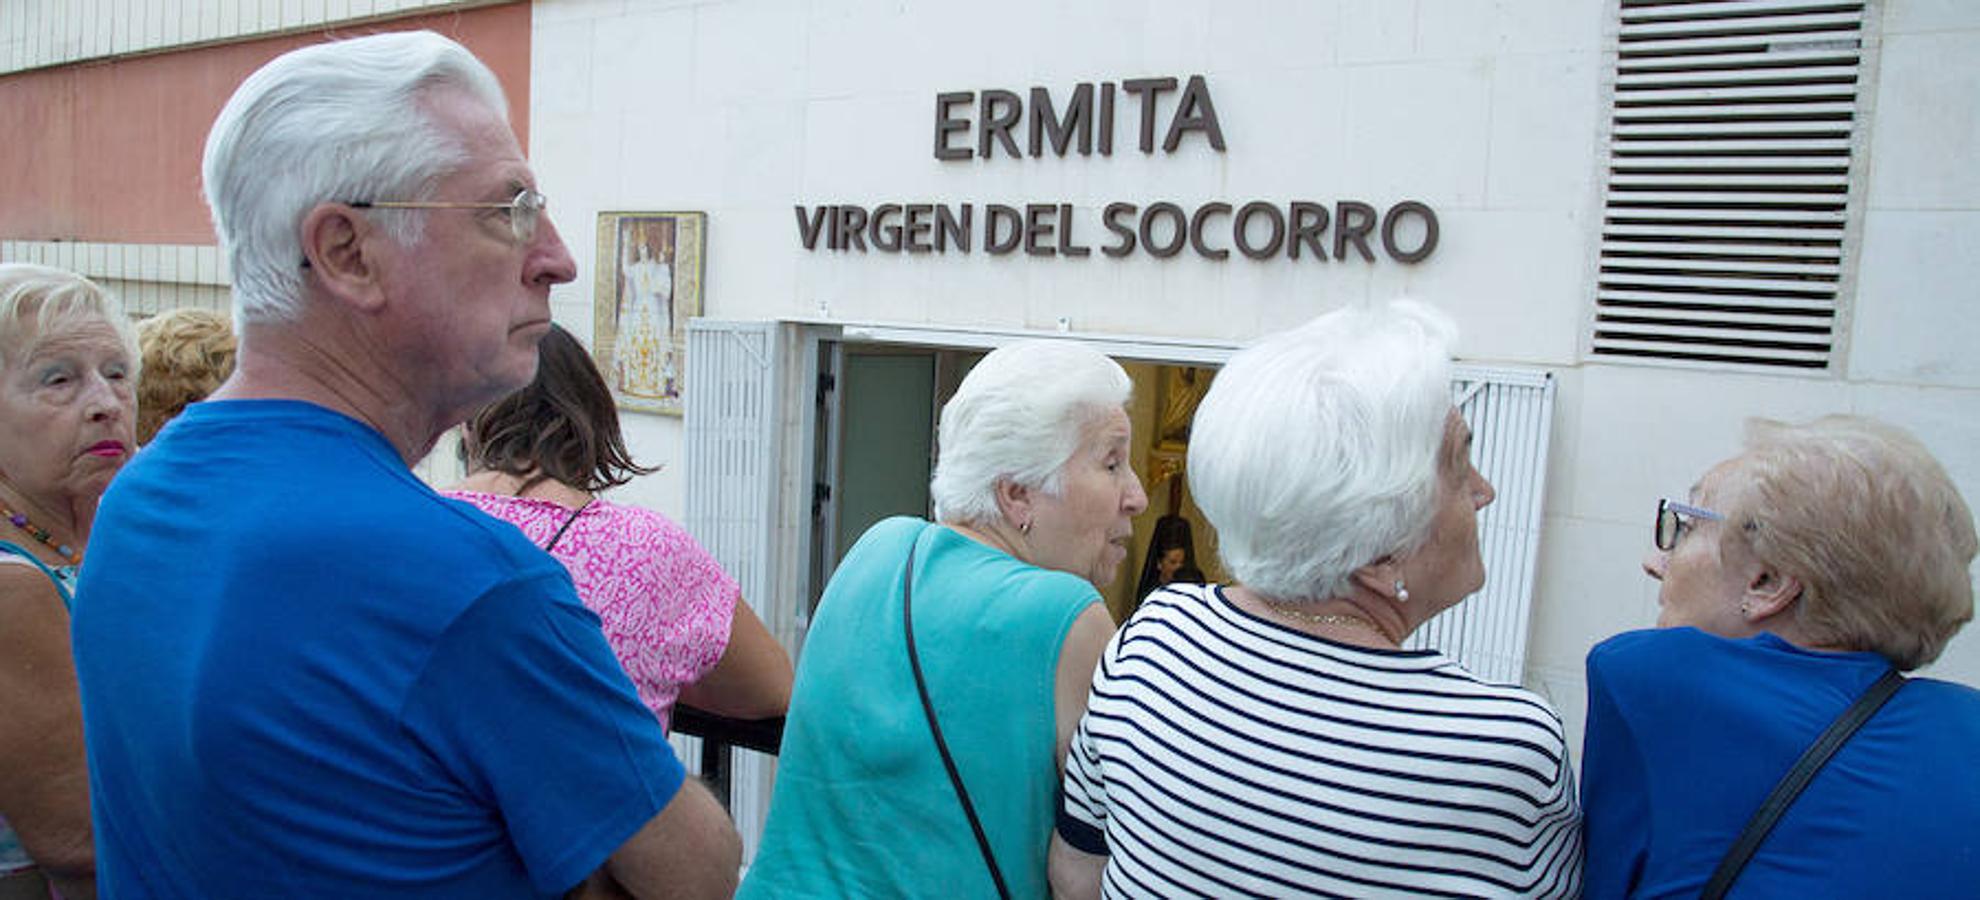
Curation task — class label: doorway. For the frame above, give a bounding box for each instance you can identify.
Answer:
[807,338,1221,621]
[807,341,984,615]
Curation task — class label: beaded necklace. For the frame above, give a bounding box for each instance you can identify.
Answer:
[0,501,80,565]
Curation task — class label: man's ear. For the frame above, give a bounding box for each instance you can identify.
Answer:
[993,478,1034,532]
[299,203,386,313]
[1743,564,1804,621]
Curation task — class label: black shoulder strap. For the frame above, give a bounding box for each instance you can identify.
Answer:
[1701,667,1906,900]
[903,529,1013,900]
[541,500,592,553]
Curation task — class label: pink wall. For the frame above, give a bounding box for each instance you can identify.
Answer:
[0,2,533,244]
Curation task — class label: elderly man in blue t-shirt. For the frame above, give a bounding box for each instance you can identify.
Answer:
[71,31,739,898]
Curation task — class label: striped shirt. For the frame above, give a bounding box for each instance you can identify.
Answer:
[1059,583,1582,898]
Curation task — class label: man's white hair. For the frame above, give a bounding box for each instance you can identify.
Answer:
[1188,299,1457,602]
[931,340,1132,526]
[202,30,509,325]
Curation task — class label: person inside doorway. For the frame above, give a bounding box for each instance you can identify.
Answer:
[1133,513,1199,601]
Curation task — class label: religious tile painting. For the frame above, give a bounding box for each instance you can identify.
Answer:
[593,211,707,415]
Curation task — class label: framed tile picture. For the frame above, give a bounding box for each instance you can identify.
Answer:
[593,211,707,415]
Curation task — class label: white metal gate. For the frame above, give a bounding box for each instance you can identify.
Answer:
[1402,365,1557,684]
[681,319,783,862]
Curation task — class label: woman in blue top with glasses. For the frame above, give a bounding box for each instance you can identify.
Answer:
[1582,415,1980,899]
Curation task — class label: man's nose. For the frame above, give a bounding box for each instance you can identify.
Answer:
[528,215,579,286]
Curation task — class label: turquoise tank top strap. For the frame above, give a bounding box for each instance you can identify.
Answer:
[0,539,75,611]
[0,539,71,875]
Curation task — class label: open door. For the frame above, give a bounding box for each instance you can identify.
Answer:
[808,342,982,610]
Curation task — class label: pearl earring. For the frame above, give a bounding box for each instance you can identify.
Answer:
[1394,579,1410,603]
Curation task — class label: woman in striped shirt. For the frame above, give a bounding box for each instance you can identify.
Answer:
[1053,299,1582,899]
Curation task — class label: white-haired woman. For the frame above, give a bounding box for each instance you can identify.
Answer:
[1582,416,1979,898]
[741,341,1148,899]
[1053,301,1581,899]
[0,263,137,900]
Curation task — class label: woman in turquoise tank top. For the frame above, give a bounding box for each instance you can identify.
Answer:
[741,340,1148,899]
[0,263,140,900]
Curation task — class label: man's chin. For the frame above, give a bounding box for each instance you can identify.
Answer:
[505,353,543,389]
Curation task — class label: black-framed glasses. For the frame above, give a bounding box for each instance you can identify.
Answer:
[1655,498,1725,551]
[350,187,548,244]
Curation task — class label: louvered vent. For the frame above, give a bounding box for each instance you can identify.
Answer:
[1592,0,1867,369]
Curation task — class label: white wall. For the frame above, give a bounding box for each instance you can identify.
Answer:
[1526,0,1980,747]
[530,0,1980,753]
[534,0,1609,512]
[535,0,1605,361]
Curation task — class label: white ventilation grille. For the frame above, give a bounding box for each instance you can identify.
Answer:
[1404,366,1555,686]
[1591,0,1867,370]
[682,319,783,863]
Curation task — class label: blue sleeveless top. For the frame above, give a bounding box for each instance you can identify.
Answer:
[741,518,1099,899]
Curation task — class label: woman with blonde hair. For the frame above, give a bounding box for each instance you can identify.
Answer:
[1583,415,1979,898]
[0,263,137,899]
[134,307,235,444]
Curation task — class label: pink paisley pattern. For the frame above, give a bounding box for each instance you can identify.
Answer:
[445,491,738,732]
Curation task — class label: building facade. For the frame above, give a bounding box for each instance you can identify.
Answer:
[4,0,1976,857]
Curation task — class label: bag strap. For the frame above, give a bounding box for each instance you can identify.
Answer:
[1701,667,1905,900]
[0,539,74,611]
[903,529,1013,900]
[541,499,592,553]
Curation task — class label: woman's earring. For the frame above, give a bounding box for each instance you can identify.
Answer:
[1394,579,1410,603]
[1020,520,1032,536]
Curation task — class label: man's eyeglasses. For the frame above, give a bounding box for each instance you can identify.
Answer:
[350,187,548,244]
[1654,498,1725,551]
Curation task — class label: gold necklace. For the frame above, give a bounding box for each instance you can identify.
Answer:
[1264,602,1388,642]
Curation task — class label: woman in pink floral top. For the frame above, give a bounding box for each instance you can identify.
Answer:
[445,325,791,731]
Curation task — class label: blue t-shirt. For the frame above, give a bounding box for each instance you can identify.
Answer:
[72,400,685,898]
[1581,627,1980,899]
